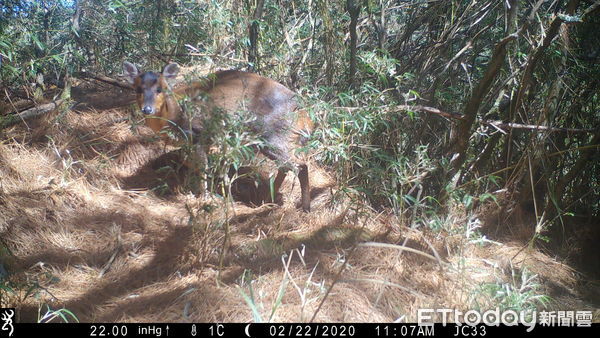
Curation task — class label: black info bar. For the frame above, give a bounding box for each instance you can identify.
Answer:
[2,322,597,337]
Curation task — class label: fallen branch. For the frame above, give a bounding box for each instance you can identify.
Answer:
[2,98,35,114]
[1,99,64,129]
[76,71,131,90]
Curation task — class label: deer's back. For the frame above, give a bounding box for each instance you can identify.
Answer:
[180,71,298,141]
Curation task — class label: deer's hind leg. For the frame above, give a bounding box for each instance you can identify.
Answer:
[297,162,310,212]
[261,140,310,212]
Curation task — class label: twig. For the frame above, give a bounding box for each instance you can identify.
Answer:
[162,53,248,64]
[99,224,123,278]
[483,120,596,133]
[390,105,596,133]
[358,242,444,267]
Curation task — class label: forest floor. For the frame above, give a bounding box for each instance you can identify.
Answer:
[0,76,598,323]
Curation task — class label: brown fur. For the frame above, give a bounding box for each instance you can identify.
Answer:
[123,62,312,211]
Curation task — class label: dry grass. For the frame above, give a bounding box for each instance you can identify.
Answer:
[0,82,597,323]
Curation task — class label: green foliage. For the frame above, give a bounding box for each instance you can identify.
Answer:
[1,239,78,322]
[470,267,551,315]
[38,305,79,323]
[1,0,81,88]
[307,81,436,213]
[358,50,399,87]
[177,88,267,202]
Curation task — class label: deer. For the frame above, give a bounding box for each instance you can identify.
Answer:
[122,61,312,212]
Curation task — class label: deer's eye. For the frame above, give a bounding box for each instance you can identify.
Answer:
[156,87,162,93]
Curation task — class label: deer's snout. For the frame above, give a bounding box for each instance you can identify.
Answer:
[142,106,154,115]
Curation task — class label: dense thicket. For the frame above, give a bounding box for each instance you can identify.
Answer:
[2,0,599,255]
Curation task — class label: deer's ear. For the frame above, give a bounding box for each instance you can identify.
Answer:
[123,61,139,84]
[162,63,179,79]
